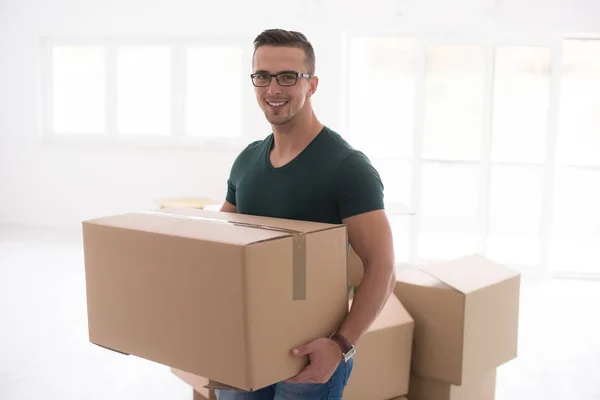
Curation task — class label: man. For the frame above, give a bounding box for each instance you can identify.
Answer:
[217,29,396,400]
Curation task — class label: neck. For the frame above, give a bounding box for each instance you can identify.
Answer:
[271,106,324,156]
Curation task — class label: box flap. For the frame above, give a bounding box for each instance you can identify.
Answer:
[158,207,343,234]
[351,290,414,333]
[203,380,249,392]
[395,268,453,290]
[371,293,414,332]
[83,208,340,246]
[418,254,520,294]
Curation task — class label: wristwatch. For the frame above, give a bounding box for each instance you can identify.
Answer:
[329,331,356,362]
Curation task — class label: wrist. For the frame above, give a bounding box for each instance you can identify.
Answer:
[329,331,356,362]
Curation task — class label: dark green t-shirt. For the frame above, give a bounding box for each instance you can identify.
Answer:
[225,126,385,225]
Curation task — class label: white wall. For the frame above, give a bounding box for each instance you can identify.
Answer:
[1,0,599,229]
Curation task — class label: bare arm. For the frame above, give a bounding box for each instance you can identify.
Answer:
[337,209,396,345]
[219,200,238,213]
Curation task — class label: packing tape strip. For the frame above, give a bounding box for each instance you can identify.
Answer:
[139,210,307,301]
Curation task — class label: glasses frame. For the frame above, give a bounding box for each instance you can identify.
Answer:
[250,71,313,87]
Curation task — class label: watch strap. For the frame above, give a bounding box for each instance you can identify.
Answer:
[329,331,353,355]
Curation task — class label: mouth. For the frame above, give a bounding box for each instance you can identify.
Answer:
[266,100,288,109]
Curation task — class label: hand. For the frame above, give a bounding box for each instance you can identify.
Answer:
[284,337,343,384]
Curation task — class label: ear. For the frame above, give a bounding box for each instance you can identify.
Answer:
[307,76,319,98]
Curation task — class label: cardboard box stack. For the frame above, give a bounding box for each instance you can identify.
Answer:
[82,206,520,400]
[348,250,521,400]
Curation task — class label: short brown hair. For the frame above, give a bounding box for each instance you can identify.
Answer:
[253,29,316,75]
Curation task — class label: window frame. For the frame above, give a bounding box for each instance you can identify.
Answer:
[342,30,600,279]
[40,36,258,151]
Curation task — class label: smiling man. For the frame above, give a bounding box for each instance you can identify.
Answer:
[217,29,396,400]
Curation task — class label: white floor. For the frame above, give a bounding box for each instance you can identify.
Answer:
[1,225,599,400]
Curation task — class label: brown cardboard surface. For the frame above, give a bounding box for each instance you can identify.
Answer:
[193,389,210,400]
[393,254,520,385]
[171,368,216,400]
[83,208,350,391]
[347,247,363,288]
[343,289,414,400]
[408,370,496,400]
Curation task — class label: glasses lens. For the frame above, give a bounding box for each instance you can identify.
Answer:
[277,73,297,86]
[252,74,271,87]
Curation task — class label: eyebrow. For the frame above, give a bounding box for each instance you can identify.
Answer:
[253,69,298,75]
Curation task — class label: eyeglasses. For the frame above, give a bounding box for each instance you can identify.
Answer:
[250,71,312,87]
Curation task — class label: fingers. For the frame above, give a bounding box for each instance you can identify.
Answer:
[291,339,320,356]
[284,366,314,383]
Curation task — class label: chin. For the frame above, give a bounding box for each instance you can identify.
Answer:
[264,112,292,126]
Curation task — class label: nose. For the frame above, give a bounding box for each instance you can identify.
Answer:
[265,78,283,96]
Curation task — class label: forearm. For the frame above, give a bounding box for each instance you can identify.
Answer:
[337,261,396,345]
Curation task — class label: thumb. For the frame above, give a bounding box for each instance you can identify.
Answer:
[291,341,317,356]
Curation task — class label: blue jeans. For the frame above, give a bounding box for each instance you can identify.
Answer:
[215,359,354,400]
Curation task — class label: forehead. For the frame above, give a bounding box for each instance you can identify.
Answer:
[253,46,307,73]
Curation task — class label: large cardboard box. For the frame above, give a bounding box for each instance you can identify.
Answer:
[343,289,414,400]
[393,255,520,385]
[82,208,350,391]
[347,247,364,288]
[408,370,496,400]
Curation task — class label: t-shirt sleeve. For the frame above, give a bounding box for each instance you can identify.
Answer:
[224,140,262,206]
[226,177,237,206]
[225,150,244,207]
[331,151,385,220]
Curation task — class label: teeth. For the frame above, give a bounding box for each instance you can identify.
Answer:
[268,101,286,107]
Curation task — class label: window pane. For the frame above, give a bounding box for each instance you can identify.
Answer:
[552,167,600,236]
[557,39,600,166]
[548,237,600,274]
[117,46,171,135]
[486,165,545,265]
[52,45,105,134]
[371,159,412,207]
[418,162,481,260]
[423,45,486,161]
[348,37,416,158]
[492,46,551,163]
[550,167,600,273]
[186,46,243,138]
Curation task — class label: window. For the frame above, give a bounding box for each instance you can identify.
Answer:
[347,37,416,160]
[44,38,248,141]
[51,45,106,134]
[486,165,545,265]
[186,46,244,138]
[549,167,600,273]
[491,46,552,163]
[423,45,486,161]
[347,34,600,277]
[116,46,172,135]
[557,40,600,167]
[419,162,481,260]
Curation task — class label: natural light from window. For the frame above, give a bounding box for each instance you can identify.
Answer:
[116,46,172,135]
[52,45,105,134]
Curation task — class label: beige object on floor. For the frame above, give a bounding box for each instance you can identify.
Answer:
[82,208,350,391]
[408,370,497,400]
[156,197,215,209]
[171,367,216,400]
[393,254,521,385]
[343,288,414,400]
